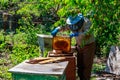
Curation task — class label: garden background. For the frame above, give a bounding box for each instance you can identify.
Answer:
[0,0,120,80]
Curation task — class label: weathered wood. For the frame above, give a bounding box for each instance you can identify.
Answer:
[9,60,68,76]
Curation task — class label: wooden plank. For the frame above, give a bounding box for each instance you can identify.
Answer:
[8,60,68,76]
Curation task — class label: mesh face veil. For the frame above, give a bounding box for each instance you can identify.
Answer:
[69,25,79,31]
[66,13,85,31]
[68,18,84,31]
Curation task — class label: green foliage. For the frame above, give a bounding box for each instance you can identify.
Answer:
[55,0,120,56]
[0,42,6,51]
[0,24,43,79]
[0,0,9,9]
[0,65,12,80]
[0,30,4,42]
[0,28,40,80]
[0,0,120,79]
[16,26,41,45]
[91,0,120,56]
[0,0,120,56]
[0,30,6,52]
[11,44,39,64]
[92,63,106,73]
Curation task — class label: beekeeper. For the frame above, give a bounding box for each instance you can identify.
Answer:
[51,13,96,80]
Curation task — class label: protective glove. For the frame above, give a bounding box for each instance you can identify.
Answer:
[70,32,82,38]
[70,32,79,38]
[51,27,61,36]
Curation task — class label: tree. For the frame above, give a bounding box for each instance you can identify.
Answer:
[0,0,119,57]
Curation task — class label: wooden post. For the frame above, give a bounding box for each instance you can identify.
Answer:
[3,12,8,32]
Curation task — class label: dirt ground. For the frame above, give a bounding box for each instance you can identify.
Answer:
[91,57,120,80]
[76,57,120,80]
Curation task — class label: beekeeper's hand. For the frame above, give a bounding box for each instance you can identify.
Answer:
[51,27,61,36]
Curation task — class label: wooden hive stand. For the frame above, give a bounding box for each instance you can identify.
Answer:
[47,46,76,80]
